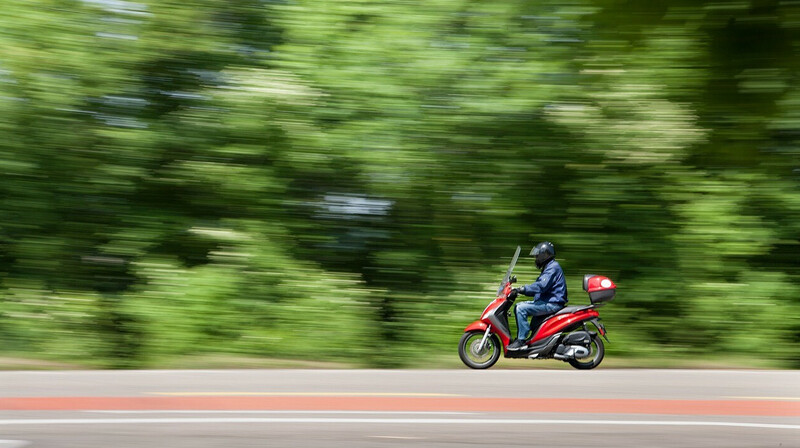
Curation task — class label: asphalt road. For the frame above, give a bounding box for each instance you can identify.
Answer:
[0,369,798,448]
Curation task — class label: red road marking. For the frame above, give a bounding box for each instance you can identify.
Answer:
[0,397,797,417]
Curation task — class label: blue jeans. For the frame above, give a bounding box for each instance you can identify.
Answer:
[515,301,563,341]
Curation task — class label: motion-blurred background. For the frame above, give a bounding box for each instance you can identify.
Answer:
[0,0,798,369]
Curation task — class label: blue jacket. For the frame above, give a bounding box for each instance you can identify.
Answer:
[518,259,568,305]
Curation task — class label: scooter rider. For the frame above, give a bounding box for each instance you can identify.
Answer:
[507,241,568,350]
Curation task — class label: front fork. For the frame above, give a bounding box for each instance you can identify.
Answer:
[478,325,493,351]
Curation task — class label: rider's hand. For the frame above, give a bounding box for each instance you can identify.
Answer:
[507,288,519,300]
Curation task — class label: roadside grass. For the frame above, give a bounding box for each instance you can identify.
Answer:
[0,357,87,370]
[0,353,789,370]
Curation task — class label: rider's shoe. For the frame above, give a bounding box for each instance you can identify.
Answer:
[507,339,527,350]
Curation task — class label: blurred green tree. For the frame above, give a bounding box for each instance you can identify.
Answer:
[0,0,797,367]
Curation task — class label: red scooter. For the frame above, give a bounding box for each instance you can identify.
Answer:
[458,246,615,370]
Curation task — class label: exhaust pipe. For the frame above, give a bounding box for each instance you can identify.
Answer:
[554,345,590,360]
[573,346,590,358]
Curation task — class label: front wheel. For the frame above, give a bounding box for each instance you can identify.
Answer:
[458,330,501,369]
[568,336,605,370]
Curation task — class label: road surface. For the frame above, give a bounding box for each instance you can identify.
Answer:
[0,369,798,447]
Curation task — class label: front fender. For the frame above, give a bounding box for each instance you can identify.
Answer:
[463,320,488,333]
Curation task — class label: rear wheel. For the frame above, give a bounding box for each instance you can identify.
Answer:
[568,336,604,370]
[458,330,501,369]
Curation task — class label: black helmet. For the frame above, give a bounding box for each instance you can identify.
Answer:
[530,241,555,269]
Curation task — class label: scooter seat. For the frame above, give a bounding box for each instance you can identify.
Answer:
[553,305,595,316]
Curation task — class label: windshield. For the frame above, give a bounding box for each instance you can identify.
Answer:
[497,246,521,294]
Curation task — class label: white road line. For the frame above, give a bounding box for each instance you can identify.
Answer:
[0,440,30,448]
[84,411,477,415]
[370,436,422,440]
[149,392,463,397]
[0,418,796,430]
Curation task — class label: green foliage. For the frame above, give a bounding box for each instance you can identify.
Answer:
[0,0,798,368]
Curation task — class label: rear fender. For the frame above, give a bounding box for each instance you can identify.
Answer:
[589,318,609,342]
